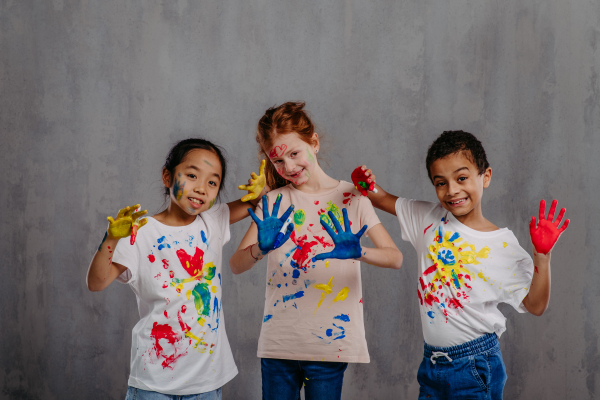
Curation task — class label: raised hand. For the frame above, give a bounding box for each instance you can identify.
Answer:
[239,159,267,202]
[313,208,367,261]
[107,204,148,240]
[249,194,295,254]
[530,199,569,255]
[351,166,378,196]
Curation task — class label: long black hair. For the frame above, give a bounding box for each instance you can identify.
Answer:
[163,138,228,201]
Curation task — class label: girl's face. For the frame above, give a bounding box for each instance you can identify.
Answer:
[267,132,319,186]
[163,149,222,216]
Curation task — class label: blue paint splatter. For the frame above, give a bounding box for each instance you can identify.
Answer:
[218,273,221,287]
[451,269,461,289]
[263,315,273,322]
[437,227,443,243]
[292,270,300,279]
[283,273,287,277]
[292,303,297,309]
[325,323,346,340]
[449,232,460,242]
[211,296,220,332]
[277,284,281,288]
[282,291,305,302]
[304,279,316,288]
[157,236,171,250]
[427,311,435,319]
[201,230,207,244]
[334,314,350,322]
[437,249,456,266]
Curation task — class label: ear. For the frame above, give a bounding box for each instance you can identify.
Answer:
[482,167,492,188]
[312,132,320,153]
[162,168,172,189]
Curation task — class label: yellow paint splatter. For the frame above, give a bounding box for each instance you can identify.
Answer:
[333,287,349,302]
[198,317,205,326]
[186,290,192,300]
[313,277,334,314]
[503,242,507,247]
[211,286,218,293]
[325,261,329,268]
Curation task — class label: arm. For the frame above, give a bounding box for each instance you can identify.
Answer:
[522,199,569,316]
[87,205,147,291]
[229,221,264,275]
[229,159,268,224]
[313,208,402,269]
[351,166,398,215]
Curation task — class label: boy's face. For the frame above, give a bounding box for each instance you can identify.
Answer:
[429,151,492,218]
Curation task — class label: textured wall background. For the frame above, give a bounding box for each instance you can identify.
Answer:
[1,0,599,399]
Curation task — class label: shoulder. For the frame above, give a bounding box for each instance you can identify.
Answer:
[395,197,441,218]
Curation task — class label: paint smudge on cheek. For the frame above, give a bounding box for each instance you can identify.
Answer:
[172,174,186,201]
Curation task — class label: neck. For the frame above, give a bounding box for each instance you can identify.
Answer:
[292,164,338,194]
[454,204,497,231]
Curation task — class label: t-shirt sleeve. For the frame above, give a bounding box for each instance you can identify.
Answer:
[356,196,381,237]
[112,237,140,284]
[395,197,439,247]
[203,203,231,246]
[502,253,535,313]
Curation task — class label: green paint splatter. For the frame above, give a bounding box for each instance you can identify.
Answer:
[294,209,306,228]
[320,201,344,233]
[203,159,213,167]
[208,198,216,209]
[192,282,211,316]
[204,264,216,281]
[307,146,316,165]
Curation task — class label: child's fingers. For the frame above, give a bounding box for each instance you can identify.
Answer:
[342,208,351,232]
[138,218,149,229]
[116,207,128,220]
[248,208,262,225]
[259,159,266,176]
[261,195,270,218]
[107,216,116,224]
[319,217,337,239]
[370,173,377,182]
[548,199,558,221]
[328,211,343,233]
[313,252,333,262]
[539,199,546,221]
[279,204,295,223]
[529,216,536,232]
[132,210,148,221]
[554,208,566,226]
[558,219,570,233]
[251,172,259,180]
[368,183,375,192]
[126,204,141,218]
[356,225,368,239]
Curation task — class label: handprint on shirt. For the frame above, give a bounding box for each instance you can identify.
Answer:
[437,248,456,266]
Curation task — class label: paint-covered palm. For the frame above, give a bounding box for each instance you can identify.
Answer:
[530,199,569,254]
[249,194,295,254]
[238,159,267,202]
[107,204,148,239]
[313,208,367,261]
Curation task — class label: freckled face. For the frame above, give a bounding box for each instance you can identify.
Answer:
[268,132,318,186]
[164,149,222,215]
[430,151,491,218]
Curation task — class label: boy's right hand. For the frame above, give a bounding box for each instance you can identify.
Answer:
[351,166,378,196]
[107,204,148,240]
[529,199,569,254]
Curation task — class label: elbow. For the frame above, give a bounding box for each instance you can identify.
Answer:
[530,305,547,317]
[229,257,244,275]
[86,277,107,292]
[391,252,403,270]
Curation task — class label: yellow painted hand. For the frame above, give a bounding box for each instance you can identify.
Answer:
[238,159,267,202]
[107,204,148,239]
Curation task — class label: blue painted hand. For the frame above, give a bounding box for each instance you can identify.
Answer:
[248,194,295,254]
[312,208,367,262]
[437,248,456,266]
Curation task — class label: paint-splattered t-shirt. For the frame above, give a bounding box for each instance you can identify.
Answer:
[256,181,381,363]
[395,198,534,347]
[112,203,237,395]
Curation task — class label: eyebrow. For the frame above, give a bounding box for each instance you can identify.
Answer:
[432,166,470,180]
[185,165,221,180]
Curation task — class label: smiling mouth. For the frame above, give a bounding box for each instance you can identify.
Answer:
[447,198,467,206]
[188,197,205,207]
[288,168,304,179]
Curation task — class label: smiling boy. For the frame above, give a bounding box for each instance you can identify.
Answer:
[353,131,569,399]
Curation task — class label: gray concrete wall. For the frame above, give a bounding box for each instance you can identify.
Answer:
[1,0,599,398]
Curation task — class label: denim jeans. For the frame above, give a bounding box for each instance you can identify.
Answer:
[261,358,348,400]
[417,333,507,400]
[125,386,221,400]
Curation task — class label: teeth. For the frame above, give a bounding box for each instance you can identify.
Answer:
[449,199,466,205]
[190,198,202,205]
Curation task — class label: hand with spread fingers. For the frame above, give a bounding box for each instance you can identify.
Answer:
[107,204,148,240]
[248,194,295,253]
[239,159,267,202]
[351,165,377,196]
[313,208,367,261]
[530,199,569,255]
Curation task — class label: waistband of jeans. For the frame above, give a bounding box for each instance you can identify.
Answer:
[423,333,498,360]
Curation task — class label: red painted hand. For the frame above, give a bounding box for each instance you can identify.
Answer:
[529,199,569,254]
[351,166,376,196]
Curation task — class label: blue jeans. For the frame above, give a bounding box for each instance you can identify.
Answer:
[125,386,221,400]
[261,358,348,400]
[417,333,507,400]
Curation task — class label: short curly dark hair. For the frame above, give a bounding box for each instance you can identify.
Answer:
[426,131,489,183]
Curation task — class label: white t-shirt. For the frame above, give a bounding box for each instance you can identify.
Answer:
[395,198,534,347]
[256,181,381,363]
[112,203,238,395]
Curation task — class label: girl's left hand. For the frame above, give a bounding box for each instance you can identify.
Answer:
[248,194,295,254]
[107,204,148,239]
[313,208,367,261]
[239,159,267,202]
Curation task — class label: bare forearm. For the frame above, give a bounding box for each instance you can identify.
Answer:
[358,246,403,269]
[524,253,551,316]
[230,243,266,274]
[87,235,121,291]
[368,184,398,216]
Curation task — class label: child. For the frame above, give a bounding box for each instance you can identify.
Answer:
[229,102,403,400]
[352,130,569,399]
[87,138,266,399]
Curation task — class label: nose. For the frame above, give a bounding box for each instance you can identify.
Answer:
[194,181,207,195]
[284,159,295,173]
[447,180,460,196]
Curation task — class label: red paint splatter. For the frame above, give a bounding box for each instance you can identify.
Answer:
[169,270,175,278]
[150,322,186,369]
[419,277,427,291]
[269,144,287,158]
[359,298,363,303]
[290,231,319,269]
[342,192,356,206]
[162,259,169,269]
[154,273,161,279]
[448,298,463,309]
[417,289,423,305]
[176,247,204,278]
[164,310,169,318]
[464,274,471,281]
[177,311,191,332]
[181,305,187,313]
[314,236,334,248]
[162,282,169,289]
[424,223,433,235]
[535,266,539,274]
[423,264,438,276]
[108,246,111,249]
[314,201,319,205]
[148,254,156,263]
[424,292,440,307]
[164,297,170,305]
